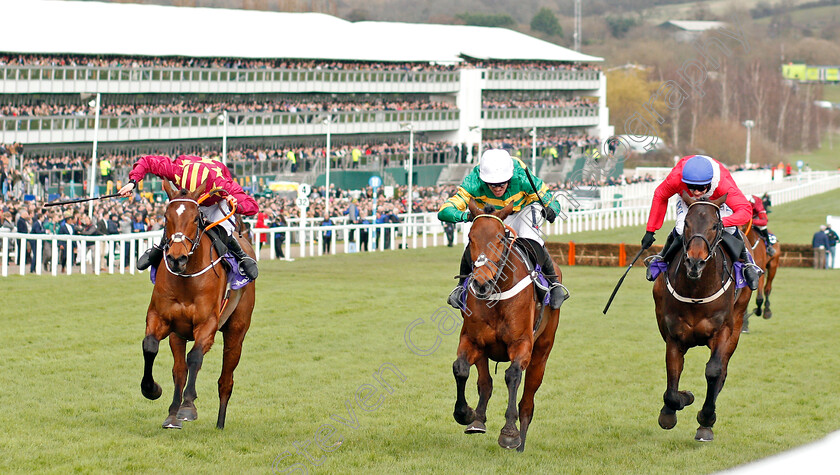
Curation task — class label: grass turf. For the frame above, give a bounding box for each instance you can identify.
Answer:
[1,243,839,473]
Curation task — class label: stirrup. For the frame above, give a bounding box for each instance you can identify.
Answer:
[548,282,570,310]
[644,255,664,281]
[447,285,465,309]
[237,256,259,280]
[137,246,163,270]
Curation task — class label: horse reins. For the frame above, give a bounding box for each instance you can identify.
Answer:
[667,200,733,304]
[162,191,237,278]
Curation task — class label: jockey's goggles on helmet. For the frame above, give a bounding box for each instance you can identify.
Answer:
[487,181,509,189]
[686,183,710,192]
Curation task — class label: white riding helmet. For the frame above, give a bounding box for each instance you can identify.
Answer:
[479,149,514,184]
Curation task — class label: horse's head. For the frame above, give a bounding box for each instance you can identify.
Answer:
[466,199,515,299]
[681,191,727,280]
[162,180,207,274]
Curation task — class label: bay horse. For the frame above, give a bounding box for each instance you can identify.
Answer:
[652,192,752,441]
[743,224,781,322]
[140,181,256,429]
[452,199,563,452]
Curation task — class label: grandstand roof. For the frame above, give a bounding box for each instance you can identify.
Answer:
[0,0,602,63]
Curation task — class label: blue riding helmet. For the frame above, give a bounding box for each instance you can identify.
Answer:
[681,155,714,185]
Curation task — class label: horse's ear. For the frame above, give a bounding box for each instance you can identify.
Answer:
[467,199,480,220]
[189,181,208,201]
[712,193,728,207]
[681,191,696,206]
[162,180,178,199]
[496,201,515,220]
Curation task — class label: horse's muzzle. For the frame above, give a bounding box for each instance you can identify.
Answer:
[166,254,188,273]
[684,258,706,280]
[471,280,495,299]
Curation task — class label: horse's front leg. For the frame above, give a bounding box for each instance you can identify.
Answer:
[179,321,217,424]
[453,336,483,426]
[659,339,695,430]
[464,357,492,434]
[140,310,169,402]
[696,326,740,442]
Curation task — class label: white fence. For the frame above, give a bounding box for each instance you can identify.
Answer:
[2,172,839,277]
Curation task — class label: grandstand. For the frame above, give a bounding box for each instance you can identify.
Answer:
[0,0,608,199]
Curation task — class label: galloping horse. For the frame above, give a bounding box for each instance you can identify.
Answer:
[452,199,563,452]
[140,181,256,429]
[652,192,751,441]
[743,224,781,321]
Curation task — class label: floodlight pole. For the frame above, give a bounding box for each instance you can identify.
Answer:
[743,120,754,167]
[222,110,228,165]
[87,92,100,217]
[530,126,537,172]
[323,116,332,219]
[400,122,415,230]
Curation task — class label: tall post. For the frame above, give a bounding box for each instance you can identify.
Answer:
[88,92,100,217]
[222,110,228,165]
[408,125,414,230]
[744,119,754,167]
[324,117,332,219]
[531,126,537,172]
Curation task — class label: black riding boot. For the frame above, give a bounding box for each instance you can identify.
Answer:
[536,244,569,310]
[722,231,761,291]
[447,247,472,309]
[137,238,166,270]
[757,227,775,256]
[226,233,259,280]
[646,229,681,281]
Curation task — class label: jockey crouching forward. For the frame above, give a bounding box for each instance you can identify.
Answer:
[439,149,566,310]
[117,154,259,280]
[748,194,775,257]
[641,154,761,290]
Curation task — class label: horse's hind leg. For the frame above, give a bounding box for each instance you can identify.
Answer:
[696,329,740,442]
[180,323,217,424]
[763,262,777,319]
[465,357,492,434]
[517,311,558,453]
[216,305,252,430]
[659,340,694,430]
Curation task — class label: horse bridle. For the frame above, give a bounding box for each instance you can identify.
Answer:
[680,201,724,267]
[468,214,517,299]
[164,198,208,259]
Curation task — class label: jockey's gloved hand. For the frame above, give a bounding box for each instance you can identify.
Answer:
[641,231,656,250]
[461,210,472,222]
[541,207,557,223]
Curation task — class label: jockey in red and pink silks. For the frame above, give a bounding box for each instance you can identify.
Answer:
[118,154,259,279]
[640,154,761,290]
[747,194,775,256]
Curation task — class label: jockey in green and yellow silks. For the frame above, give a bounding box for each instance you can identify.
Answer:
[439,149,566,310]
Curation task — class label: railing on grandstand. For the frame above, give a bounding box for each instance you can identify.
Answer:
[481,106,599,121]
[4,172,839,277]
[0,66,461,93]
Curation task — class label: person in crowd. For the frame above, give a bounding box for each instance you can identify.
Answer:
[641,155,762,290]
[812,225,829,269]
[271,211,287,259]
[439,149,566,310]
[825,224,838,269]
[118,154,259,280]
[320,213,333,254]
[747,195,775,257]
[57,209,76,271]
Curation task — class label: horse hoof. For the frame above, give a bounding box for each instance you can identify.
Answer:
[498,433,521,450]
[465,420,486,434]
[162,415,182,429]
[177,404,197,422]
[695,426,714,442]
[763,310,772,320]
[141,382,162,400]
[453,408,476,426]
[658,411,677,430]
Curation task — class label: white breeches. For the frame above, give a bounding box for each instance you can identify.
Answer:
[675,198,735,236]
[200,201,235,235]
[504,203,545,245]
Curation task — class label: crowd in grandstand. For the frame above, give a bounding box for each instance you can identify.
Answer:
[482,97,597,110]
[0,98,456,118]
[1,54,600,72]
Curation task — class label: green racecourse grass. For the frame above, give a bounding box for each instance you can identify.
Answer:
[547,187,840,246]
[1,240,840,472]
